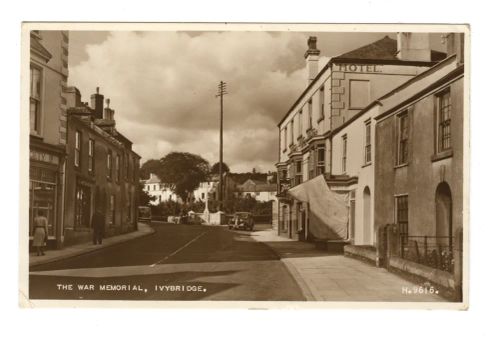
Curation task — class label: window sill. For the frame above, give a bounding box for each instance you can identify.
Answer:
[362,162,372,168]
[431,149,453,162]
[30,133,43,140]
[394,163,409,169]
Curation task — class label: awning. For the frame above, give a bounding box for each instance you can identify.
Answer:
[288,175,349,240]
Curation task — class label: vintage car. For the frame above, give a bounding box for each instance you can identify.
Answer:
[228,212,254,231]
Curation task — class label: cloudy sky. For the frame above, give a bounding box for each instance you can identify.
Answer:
[68,30,445,172]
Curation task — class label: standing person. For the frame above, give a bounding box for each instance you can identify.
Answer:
[33,211,48,256]
[91,209,105,245]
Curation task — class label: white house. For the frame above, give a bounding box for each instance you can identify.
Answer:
[141,173,179,205]
[234,179,277,202]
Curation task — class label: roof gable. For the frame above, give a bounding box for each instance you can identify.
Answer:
[336,36,398,61]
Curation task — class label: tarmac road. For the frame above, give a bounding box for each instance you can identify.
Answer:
[29,222,305,301]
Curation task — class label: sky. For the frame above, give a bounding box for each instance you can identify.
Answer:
[68,30,446,172]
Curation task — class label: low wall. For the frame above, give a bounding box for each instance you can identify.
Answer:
[388,256,456,290]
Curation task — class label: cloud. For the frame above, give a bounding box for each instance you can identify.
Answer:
[69,31,314,172]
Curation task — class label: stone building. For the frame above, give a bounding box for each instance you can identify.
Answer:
[276,33,447,241]
[374,34,464,268]
[63,87,141,246]
[29,30,69,249]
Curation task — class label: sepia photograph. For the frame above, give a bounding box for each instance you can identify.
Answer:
[20,23,469,308]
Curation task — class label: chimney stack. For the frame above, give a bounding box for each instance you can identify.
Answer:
[91,86,104,119]
[396,33,431,62]
[304,36,320,84]
[442,33,465,65]
[104,98,115,121]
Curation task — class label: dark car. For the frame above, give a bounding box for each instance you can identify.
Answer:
[228,212,254,231]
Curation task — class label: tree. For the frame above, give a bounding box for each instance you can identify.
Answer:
[156,152,210,202]
[140,159,161,180]
[210,162,230,174]
[138,181,154,206]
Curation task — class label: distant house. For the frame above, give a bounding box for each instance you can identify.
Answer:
[193,174,219,202]
[141,173,180,205]
[235,179,277,202]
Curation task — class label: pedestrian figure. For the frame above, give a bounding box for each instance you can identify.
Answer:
[33,211,48,256]
[91,209,105,245]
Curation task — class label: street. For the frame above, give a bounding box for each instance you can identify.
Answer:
[29,222,306,301]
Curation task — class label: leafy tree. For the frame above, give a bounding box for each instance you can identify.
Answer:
[138,181,154,206]
[140,159,161,180]
[156,152,210,202]
[210,162,230,174]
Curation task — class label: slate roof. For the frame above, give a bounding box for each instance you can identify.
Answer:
[335,36,446,62]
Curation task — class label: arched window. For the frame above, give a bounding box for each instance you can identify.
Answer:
[435,182,453,247]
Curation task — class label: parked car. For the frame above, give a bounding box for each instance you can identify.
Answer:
[228,212,254,231]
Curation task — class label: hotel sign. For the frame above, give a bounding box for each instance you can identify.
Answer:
[30,150,59,165]
[335,64,383,73]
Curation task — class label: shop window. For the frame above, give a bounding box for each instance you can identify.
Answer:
[365,120,372,164]
[30,65,42,135]
[397,111,409,165]
[29,167,57,238]
[395,195,409,243]
[436,88,452,153]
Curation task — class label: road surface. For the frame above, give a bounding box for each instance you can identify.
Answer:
[29,222,305,301]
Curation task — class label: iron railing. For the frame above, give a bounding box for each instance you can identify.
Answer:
[400,235,454,273]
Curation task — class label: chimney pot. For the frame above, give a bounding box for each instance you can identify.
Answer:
[96,87,100,94]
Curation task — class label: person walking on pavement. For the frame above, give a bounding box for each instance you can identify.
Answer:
[91,209,105,245]
[33,210,48,256]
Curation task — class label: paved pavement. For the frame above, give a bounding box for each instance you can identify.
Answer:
[251,228,447,302]
[29,222,304,301]
[29,222,155,268]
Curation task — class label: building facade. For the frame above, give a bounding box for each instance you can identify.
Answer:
[63,87,141,246]
[141,173,180,205]
[276,33,447,241]
[29,30,69,249]
[374,36,464,268]
[234,179,277,202]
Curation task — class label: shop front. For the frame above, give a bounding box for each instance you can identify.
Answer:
[29,143,65,249]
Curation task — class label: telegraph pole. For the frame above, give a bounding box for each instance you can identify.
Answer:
[215,81,227,211]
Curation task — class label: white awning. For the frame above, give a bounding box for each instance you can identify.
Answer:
[288,175,349,240]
